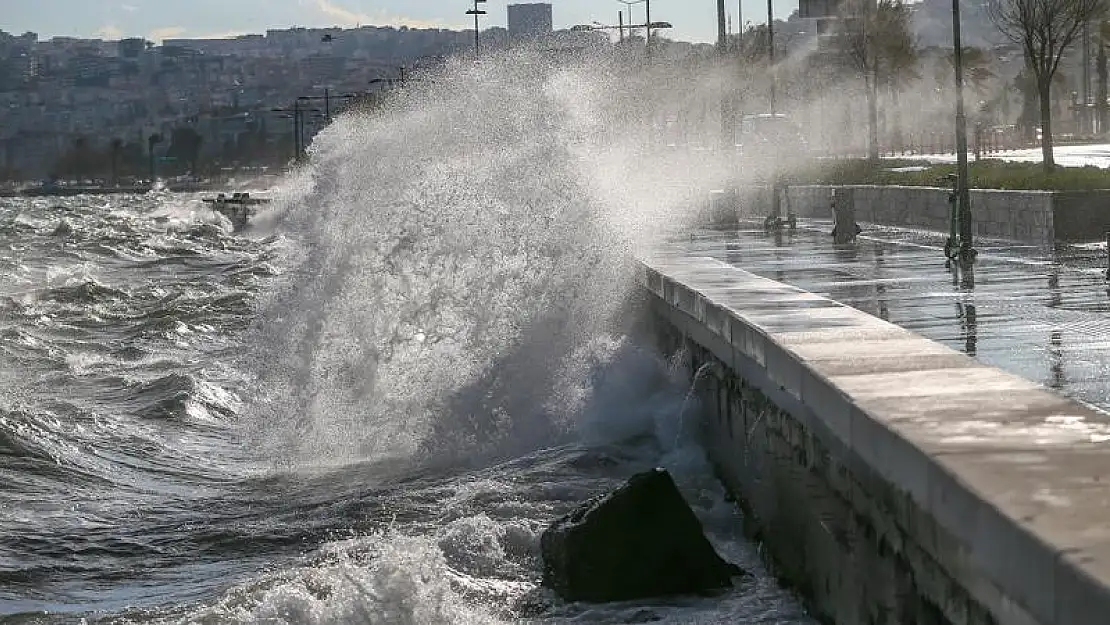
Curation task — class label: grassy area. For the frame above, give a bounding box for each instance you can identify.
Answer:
[786,159,1110,191]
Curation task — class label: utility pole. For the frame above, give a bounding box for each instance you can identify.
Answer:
[646,0,653,58]
[619,11,625,42]
[718,0,730,149]
[738,0,744,52]
[718,0,728,52]
[466,0,488,59]
[952,0,975,266]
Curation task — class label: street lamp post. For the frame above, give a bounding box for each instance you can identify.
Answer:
[272,102,304,162]
[768,0,776,113]
[617,0,646,43]
[147,132,162,184]
[718,0,728,54]
[951,0,975,266]
[270,110,298,162]
[299,89,359,124]
[274,101,324,162]
[466,0,488,59]
[573,16,671,54]
[571,20,672,40]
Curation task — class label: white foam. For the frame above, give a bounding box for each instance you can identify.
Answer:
[192,533,511,625]
[237,49,738,469]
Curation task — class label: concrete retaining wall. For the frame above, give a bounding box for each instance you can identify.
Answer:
[1054,191,1110,241]
[639,254,1110,625]
[777,185,1060,243]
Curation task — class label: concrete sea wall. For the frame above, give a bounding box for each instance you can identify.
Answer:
[639,254,1110,625]
[735,184,1110,243]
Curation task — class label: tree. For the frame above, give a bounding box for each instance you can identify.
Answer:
[837,0,917,162]
[109,138,123,187]
[166,126,203,176]
[988,0,1108,170]
[54,135,102,180]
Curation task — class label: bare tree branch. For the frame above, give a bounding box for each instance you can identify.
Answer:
[832,0,917,160]
[987,0,1108,168]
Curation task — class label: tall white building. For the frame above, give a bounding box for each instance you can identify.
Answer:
[507,4,553,40]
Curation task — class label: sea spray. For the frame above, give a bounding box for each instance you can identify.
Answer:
[239,47,739,469]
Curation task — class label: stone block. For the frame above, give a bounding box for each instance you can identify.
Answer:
[798,367,853,447]
[765,339,804,401]
[848,405,933,524]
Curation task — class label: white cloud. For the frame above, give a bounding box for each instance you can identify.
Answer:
[192,30,251,40]
[368,10,466,29]
[314,0,462,29]
[148,26,186,42]
[315,0,370,24]
[95,24,124,40]
[120,4,138,12]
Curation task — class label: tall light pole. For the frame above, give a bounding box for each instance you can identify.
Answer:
[951,0,975,266]
[738,0,744,52]
[617,0,646,42]
[768,0,776,113]
[466,0,488,59]
[147,132,163,184]
[646,0,653,57]
[718,0,728,53]
[571,18,672,59]
[718,0,730,149]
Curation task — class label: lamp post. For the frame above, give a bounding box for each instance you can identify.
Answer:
[466,0,488,59]
[951,0,975,266]
[271,103,303,162]
[738,0,743,52]
[768,0,776,114]
[718,0,730,150]
[299,90,359,123]
[147,132,163,184]
[617,0,646,42]
[270,110,298,163]
[718,0,728,55]
[273,102,323,162]
[572,17,671,51]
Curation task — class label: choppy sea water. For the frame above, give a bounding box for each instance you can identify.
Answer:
[1,48,819,625]
[0,193,812,624]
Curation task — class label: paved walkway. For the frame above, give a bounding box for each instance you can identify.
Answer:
[908,142,1110,168]
[666,221,1110,415]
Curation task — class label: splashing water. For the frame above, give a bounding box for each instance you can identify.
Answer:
[241,47,739,469]
[0,46,815,625]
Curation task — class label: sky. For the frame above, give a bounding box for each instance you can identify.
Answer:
[3,0,804,45]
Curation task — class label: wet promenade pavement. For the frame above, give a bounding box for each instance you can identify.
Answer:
[665,220,1110,415]
[912,142,1110,168]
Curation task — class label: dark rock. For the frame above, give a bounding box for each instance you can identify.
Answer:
[540,468,742,603]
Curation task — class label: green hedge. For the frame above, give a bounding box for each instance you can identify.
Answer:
[784,159,1110,191]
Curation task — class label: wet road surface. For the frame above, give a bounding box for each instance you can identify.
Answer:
[671,221,1110,415]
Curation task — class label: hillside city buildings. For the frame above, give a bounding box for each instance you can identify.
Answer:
[0,0,1089,182]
